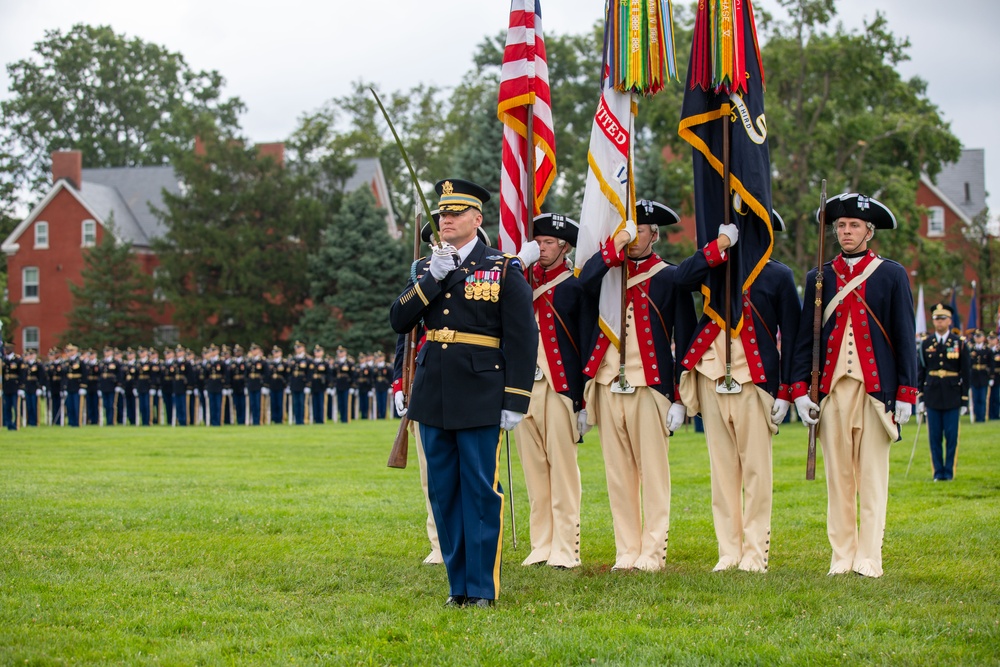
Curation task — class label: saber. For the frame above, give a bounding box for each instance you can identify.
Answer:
[506,431,517,550]
[905,408,924,478]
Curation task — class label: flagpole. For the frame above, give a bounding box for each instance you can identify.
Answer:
[526,105,536,239]
[722,105,734,390]
[617,96,637,393]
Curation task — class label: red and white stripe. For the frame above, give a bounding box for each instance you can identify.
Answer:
[497,0,556,254]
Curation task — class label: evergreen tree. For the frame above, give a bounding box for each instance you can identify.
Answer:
[154,125,319,349]
[293,188,409,354]
[61,217,158,349]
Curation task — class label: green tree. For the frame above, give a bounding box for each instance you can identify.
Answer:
[154,125,318,349]
[1,23,244,205]
[293,188,409,354]
[61,218,158,349]
[762,0,961,277]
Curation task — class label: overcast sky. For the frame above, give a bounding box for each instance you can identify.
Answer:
[1,0,996,216]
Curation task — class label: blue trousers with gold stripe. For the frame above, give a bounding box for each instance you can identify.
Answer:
[420,423,505,601]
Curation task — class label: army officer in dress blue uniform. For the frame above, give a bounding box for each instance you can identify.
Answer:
[390,178,537,608]
[791,194,917,578]
[917,303,970,480]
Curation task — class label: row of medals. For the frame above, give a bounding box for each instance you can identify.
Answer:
[465,277,500,302]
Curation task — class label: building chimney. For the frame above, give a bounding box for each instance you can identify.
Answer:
[256,142,285,167]
[52,151,83,190]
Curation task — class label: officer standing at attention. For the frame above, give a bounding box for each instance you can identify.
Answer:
[917,303,970,481]
[791,193,917,578]
[968,329,992,422]
[289,341,311,425]
[267,345,289,424]
[390,178,537,608]
[988,331,1000,420]
[2,344,23,430]
[332,346,354,423]
[20,348,48,427]
[674,212,801,573]
[510,213,588,569]
[577,200,697,572]
[310,345,330,425]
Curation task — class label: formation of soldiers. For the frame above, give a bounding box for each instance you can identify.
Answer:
[1,341,394,430]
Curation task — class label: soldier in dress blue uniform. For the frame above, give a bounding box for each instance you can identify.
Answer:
[791,193,917,578]
[310,345,330,424]
[2,344,23,430]
[245,344,267,425]
[917,303,970,481]
[510,213,588,569]
[288,341,311,425]
[267,345,289,424]
[20,348,48,427]
[578,200,697,572]
[988,331,1000,420]
[390,178,537,607]
[229,345,248,426]
[332,346,354,423]
[61,344,87,427]
[674,211,801,573]
[46,348,64,426]
[172,346,192,426]
[968,329,992,422]
[372,351,391,419]
[85,349,101,425]
[161,347,176,425]
[135,348,154,426]
[204,344,227,426]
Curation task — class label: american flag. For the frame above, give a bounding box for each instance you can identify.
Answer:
[497,0,556,254]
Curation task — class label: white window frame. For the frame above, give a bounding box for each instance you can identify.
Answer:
[34,221,49,249]
[23,327,40,352]
[22,266,40,302]
[927,206,945,238]
[82,219,97,247]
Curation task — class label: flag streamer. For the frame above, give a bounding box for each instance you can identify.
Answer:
[689,0,765,95]
[603,0,679,96]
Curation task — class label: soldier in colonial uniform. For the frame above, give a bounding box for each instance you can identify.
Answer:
[61,344,87,427]
[791,193,917,578]
[2,344,23,430]
[917,303,970,481]
[674,212,801,573]
[288,341,311,425]
[968,329,992,422]
[310,345,330,424]
[267,345,289,424]
[509,213,588,569]
[20,348,48,427]
[389,178,536,607]
[578,200,697,572]
[988,331,1000,420]
[332,346,355,423]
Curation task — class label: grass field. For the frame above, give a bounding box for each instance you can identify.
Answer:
[1,417,998,665]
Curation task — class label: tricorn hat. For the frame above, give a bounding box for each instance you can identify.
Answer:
[817,193,896,230]
[635,200,680,227]
[532,213,580,246]
[435,178,490,213]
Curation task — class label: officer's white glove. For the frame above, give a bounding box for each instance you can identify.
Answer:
[718,222,739,249]
[223,388,232,397]
[326,387,335,397]
[79,388,87,396]
[262,387,270,396]
[186,390,193,396]
[132,388,138,397]
[368,389,375,398]
[429,242,461,280]
[349,388,357,396]
[794,395,820,426]
[36,389,43,397]
[770,398,791,425]
[623,219,638,243]
[516,240,541,267]
[894,402,912,425]
[116,386,125,395]
[304,387,311,395]
[394,390,406,416]
[156,389,162,398]
[499,409,524,431]
[150,389,157,397]
[917,400,925,414]
[17,389,25,398]
[991,379,995,387]
[960,406,968,416]
[576,409,591,437]
[284,387,291,395]
[666,402,686,432]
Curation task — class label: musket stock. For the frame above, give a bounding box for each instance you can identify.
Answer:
[387,414,410,469]
[806,179,828,480]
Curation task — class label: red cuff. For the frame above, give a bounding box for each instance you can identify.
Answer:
[896,385,918,404]
[392,378,402,393]
[791,381,809,400]
[600,236,624,268]
[777,384,792,402]
[703,239,728,268]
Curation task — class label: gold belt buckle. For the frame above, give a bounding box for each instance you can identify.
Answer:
[436,328,455,343]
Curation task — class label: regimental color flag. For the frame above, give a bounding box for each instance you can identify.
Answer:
[574,63,634,348]
[497,0,556,254]
[678,0,772,332]
[915,285,927,336]
[968,282,978,331]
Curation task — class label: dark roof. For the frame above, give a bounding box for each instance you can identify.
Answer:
[933,149,986,222]
[80,165,181,247]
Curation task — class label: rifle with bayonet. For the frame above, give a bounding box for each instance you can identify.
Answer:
[387,211,422,469]
[806,179,828,480]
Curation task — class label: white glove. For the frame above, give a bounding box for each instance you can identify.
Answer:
[429,242,461,280]
[917,400,925,414]
[186,390,193,396]
[262,387,270,396]
[991,379,995,387]
[960,406,968,416]
[894,402,912,425]
[517,240,541,267]
[150,389,156,397]
[718,222,739,248]
[394,390,406,416]
[132,389,138,397]
[349,388,357,396]
[284,387,291,395]
[116,386,125,395]
[79,388,87,396]
[794,395,819,426]
[499,409,524,431]
[770,398,791,425]
[326,387,335,396]
[36,389,43,397]
[304,387,311,395]
[576,409,591,437]
[156,389,162,398]
[17,389,25,398]
[666,402,686,432]
[622,219,637,243]
[223,388,232,397]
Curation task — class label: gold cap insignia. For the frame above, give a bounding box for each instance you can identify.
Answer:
[442,180,454,195]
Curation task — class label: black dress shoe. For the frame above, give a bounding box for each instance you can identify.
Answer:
[465,597,494,608]
[444,595,466,607]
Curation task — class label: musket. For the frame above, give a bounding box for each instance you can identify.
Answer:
[388,211,423,469]
[806,179,828,481]
[905,407,923,478]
